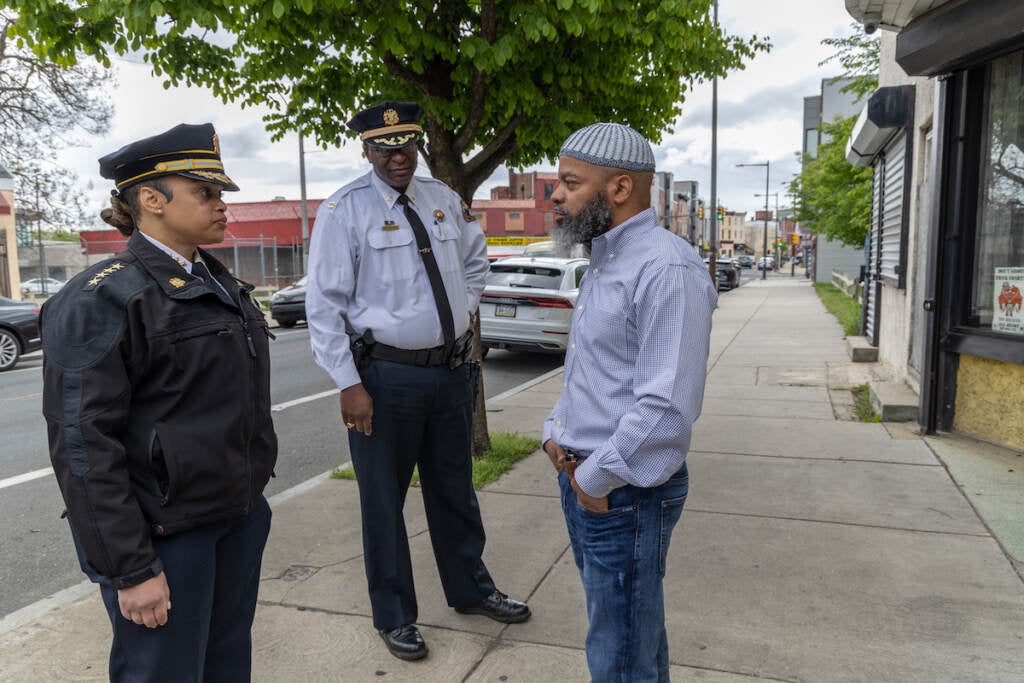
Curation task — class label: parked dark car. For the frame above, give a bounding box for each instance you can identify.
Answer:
[269,276,307,328]
[0,296,42,371]
[737,255,755,269]
[716,261,741,290]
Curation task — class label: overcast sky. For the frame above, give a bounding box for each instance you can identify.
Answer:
[58,0,860,226]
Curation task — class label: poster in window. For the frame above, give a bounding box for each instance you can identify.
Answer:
[992,267,1024,335]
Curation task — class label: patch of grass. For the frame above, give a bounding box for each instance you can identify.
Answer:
[852,385,882,422]
[813,283,862,337]
[331,431,541,489]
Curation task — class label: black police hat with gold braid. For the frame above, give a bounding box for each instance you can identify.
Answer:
[98,123,239,192]
[347,101,423,148]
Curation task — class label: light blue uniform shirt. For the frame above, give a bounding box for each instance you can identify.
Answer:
[543,208,718,497]
[306,171,488,390]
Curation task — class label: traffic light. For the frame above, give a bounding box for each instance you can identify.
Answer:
[697,207,704,220]
[791,232,800,245]
[716,207,724,221]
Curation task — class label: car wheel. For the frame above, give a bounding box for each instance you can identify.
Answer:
[0,329,21,371]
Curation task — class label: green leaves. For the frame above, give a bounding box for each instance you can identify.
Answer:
[6,0,768,199]
[790,115,873,247]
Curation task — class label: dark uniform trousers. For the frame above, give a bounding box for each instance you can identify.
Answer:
[349,358,496,631]
[77,497,272,683]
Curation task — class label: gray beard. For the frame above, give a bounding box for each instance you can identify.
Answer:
[552,192,612,256]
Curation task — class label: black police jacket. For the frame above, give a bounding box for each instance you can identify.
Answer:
[41,232,277,589]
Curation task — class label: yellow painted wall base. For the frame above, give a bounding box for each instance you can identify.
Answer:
[954,354,1024,451]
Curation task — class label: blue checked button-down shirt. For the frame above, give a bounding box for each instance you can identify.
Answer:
[306,171,488,390]
[543,208,718,497]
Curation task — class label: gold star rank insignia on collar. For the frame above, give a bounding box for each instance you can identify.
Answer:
[169,277,186,288]
[382,220,400,231]
[434,209,445,221]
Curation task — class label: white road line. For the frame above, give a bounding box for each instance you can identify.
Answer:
[270,388,339,412]
[0,467,52,490]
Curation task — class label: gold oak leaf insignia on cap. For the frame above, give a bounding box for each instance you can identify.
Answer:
[213,133,221,156]
[383,108,399,126]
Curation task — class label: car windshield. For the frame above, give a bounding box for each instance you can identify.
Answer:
[293,275,308,287]
[487,264,563,289]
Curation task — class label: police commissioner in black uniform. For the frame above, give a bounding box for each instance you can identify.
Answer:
[40,123,277,681]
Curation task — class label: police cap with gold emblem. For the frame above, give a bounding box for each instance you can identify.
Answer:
[98,122,239,192]
[347,101,423,149]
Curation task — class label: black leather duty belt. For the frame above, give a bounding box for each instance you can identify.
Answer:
[368,330,474,369]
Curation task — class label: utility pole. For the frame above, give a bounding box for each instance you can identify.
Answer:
[754,190,780,267]
[708,0,719,287]
[298,132,310,274]
[35,179,48,296]
[738,161,770,279]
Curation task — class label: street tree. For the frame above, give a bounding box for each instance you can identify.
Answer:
[789,26,878,247]
[0,11,112,243]
[789,115,873,246]
[819,24,880,102]
[8,0,767,200]
[7,0,767,452]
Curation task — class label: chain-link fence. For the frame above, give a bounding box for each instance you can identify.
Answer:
[12,236,306,302]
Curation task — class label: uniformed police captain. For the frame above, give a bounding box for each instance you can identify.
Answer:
[306,101,530,661]
[41,123,277,682]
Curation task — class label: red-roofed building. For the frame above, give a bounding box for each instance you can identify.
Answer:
[471,171,558,237]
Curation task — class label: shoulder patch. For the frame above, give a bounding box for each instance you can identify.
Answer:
[462,201,477,222]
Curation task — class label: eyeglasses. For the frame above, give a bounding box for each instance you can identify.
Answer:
[369,142,418,159]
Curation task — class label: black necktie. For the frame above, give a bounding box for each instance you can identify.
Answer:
[397,194,456,348]
[192,260,236,307]
[191,260,215,287]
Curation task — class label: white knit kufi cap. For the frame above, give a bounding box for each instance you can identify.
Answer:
[559,122,655,173]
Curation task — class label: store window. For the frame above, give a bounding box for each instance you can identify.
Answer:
[971,49,1024,334]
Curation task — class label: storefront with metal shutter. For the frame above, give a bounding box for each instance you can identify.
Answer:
[848,86,915,348]
[892,0,1024,446]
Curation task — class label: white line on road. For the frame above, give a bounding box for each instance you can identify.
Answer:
[0,389,341,492]
[270,388,339,412]
[0,467,52,490]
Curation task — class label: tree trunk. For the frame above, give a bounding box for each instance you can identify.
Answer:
[470,312,490,458]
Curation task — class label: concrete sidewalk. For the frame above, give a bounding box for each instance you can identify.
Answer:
[3,274,1023,681]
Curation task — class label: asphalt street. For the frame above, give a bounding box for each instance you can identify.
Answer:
[0,328,563,619]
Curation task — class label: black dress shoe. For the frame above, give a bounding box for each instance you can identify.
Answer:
[454,590,531,623]
[378,624,428,661]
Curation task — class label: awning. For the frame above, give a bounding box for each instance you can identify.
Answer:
[846,85,915,167]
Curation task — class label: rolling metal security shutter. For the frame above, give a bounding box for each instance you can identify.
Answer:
[879,132,906,283]
[864,160,883,344]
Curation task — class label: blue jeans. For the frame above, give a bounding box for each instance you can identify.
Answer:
[559,464,689,683]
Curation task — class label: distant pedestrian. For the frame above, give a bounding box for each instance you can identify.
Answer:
[41,123,277,682]
[543,122,717,681]
[305,101,530,662]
